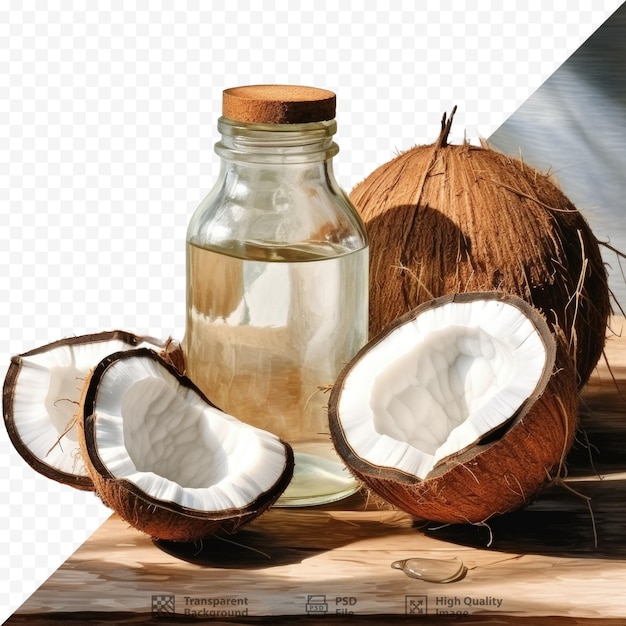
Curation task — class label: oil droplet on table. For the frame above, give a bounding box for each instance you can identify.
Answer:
[391,557,467,583]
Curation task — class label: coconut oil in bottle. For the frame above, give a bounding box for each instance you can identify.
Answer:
[184,85,368,506]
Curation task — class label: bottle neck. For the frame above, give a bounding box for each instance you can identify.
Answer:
[214,116,340,164]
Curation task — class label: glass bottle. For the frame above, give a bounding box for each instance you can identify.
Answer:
[184,85,368,507]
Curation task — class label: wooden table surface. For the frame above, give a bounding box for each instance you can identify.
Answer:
[6,318,626,625]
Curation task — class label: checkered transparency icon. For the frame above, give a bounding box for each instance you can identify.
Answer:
[152,594,176,617]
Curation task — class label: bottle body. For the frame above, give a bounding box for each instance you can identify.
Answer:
[184,117,368,506]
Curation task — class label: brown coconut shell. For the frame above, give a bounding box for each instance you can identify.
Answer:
[350,108,610,389]
[78,349,294,542]
[328,293,579,525]
[340,362,577,525]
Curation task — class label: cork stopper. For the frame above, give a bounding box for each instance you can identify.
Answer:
[222,85,336,124]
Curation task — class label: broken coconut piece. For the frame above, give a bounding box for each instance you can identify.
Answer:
[78,348,294,542]
[2,330,166,491]
[328,292,578,524]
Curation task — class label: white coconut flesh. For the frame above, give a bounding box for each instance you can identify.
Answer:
[3,332,162,487]
[84,350,291,513]
[334,297,550,480]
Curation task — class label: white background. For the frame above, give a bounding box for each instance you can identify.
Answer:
[0,2,622,621]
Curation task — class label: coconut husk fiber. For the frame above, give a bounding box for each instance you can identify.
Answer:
[350,108,610,389]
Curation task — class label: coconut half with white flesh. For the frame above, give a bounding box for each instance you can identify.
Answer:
[2,331,167,491]
[78,348,294,542]
[328,292,579,524]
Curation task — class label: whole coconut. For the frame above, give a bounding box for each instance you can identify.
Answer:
[350,108,610,388]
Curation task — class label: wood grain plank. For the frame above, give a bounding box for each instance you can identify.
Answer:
[8,318,626,622]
